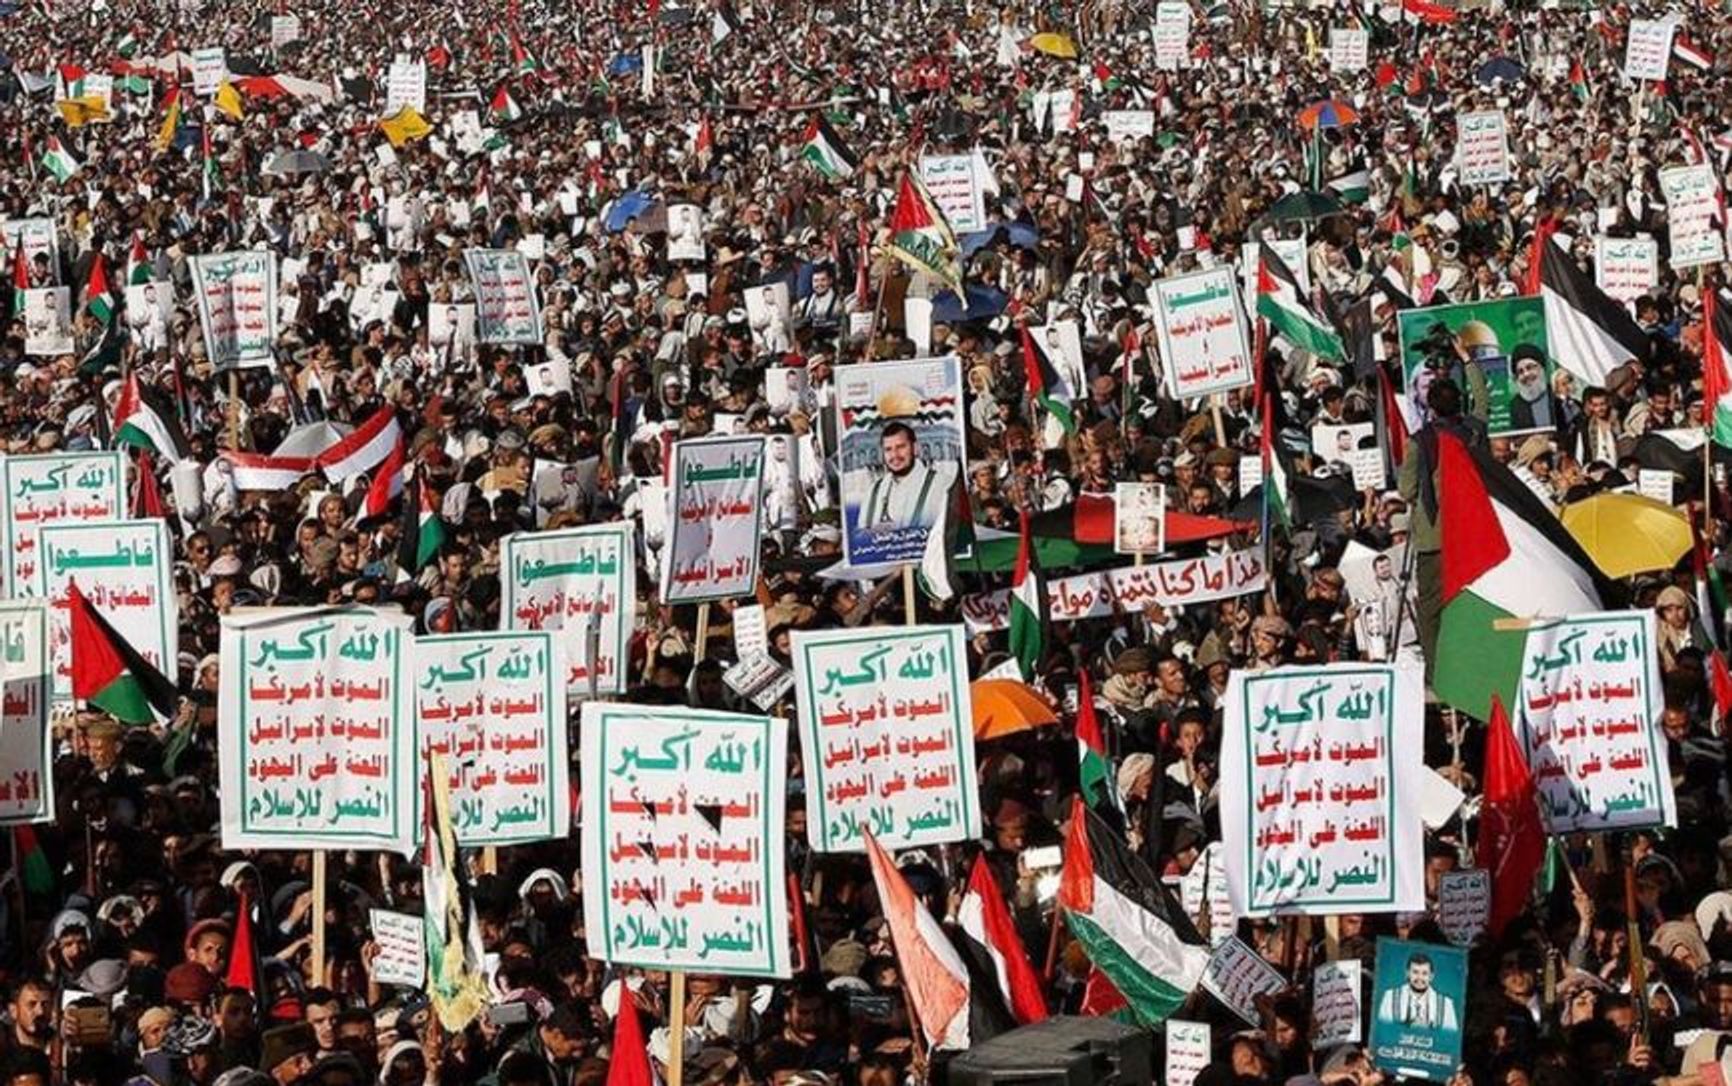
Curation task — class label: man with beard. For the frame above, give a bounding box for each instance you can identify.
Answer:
[1,980,53,1061]
[1507,344,1558,432]
[860,422,955,534]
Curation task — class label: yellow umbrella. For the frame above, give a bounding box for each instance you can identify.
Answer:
[1027,32,1080,59]
[971,679,1058,741]
[1559,491,1692,578]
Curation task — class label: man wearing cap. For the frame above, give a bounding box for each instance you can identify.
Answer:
[261,1023,318,1085]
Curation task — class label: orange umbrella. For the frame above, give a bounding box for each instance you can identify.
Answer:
[1296,99,1360,129]
[971,679,1059,740]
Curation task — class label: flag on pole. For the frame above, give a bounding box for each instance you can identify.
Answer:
[1075,667,1116,811]
[113,372,191,462]
[362,439,407,518]
[510,32,541,76]
[957,855,1048,1025]
[1008,509,1044,681]
[487,85,522,125]
[127,233,152,285]
[397,472,448,576]
[155,88,182,151]
[1535,235,1647,387]
[1021,324,1076,434]
[1479,695,1546,939]
[605,995,653,1086]
[68,581,178,725]
[1255,247,1344,359]
[885,173,961,292]
[862,830,971,1050]
[214,80,244,119]
[84,253,115,324]
[423,754,489,1031]
[41,136,80,182]
[1705,286,1732,448]
[800,117,858,180]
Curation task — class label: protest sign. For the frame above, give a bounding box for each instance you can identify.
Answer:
[1202,936,1287,1024]
[918,155,987,235]
[663,436,766,604]
[1101,110,1155,144]
[0,452,126,599]
[1166,1021,1210,1086]
[1622,19,1674,81]
[464,249,544,344]
[1637,469,1673,505]
[1593,236,1658,304]
[82,74,114,120]
[1151,267,1253,399]
[189,251,280,369]
[218,607,417,853]
[580,703,790,977]
[960,550,1267,632]
[1221,663,1426,916]
[743,282,794,354]
[415,632,569,846]
[666,204,706,262]
[428,303,476,354]
[21,288,72,357]
[192,46,227,95]
[1371,938,1467,1081]
[1179,841,1234,947]
[1154,0,1192,69]
[1659,165,1727,270]
[38,521,176,703]
[792,625,976,851]
[1437,869,1490,947]
[1330,27,1369,71]
[835,357,965,569]
[385,59,426,116]
[0,218,60,283]
[270,14,302,46]
[0,601,51,825]
[369,910,426,987]
[500,523,634,697]
[1312,422,1386,490]
[1113,482,1167,555]
[1515,610,1675,832]
[1397,296,1555,438]
[1455,111,1510,186]
[125,281,174,351]
[1313,960,1363,1046]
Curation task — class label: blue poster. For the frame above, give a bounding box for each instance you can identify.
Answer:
[1369,937,1466,1081]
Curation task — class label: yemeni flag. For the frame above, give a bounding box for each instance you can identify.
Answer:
[1433,431,1607,720]
[1075,667,1116,811]
[1673,36,1713,71]
[1058,798,1210,1027]
[863,830,971,1049]
[84,252,115,324]
[487,85,522,125]
[1479,695,1546,938]
[362,439,407,518]
[319,405,404,482]
[1705,286,1732,448]
[958,856,1048,1026]
[1021,324,1076,434]
[1008,510,1045,681]
[1256,247,1344,360]
[68,581,178,725]
[800,117,858,180]
[113,372,191,462]
[41,136,80,183]
[886,173,961,292]
[1536,236,1647,387]
[397,473,448,575]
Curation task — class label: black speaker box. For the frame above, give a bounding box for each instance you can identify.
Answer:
[940,1016,1153,1086]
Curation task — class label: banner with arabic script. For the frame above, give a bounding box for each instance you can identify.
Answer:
[1221,663,1425,917]
[500,524,634,697]
[218,607,417,853]
[189,251,279,370]
[464,248,544,345]
[961,550,1266,634]
[791,625,977,852]
[1151,266,1253,399]
[0,601,51,825]
[580,703,790,978]
[414,632,569,846]
[662,436,766,604]
[39,520,177,703]
[1514,610,1674,833]
[1,451,127,599]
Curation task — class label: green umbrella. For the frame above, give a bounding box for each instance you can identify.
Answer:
[1265,189,1347,223]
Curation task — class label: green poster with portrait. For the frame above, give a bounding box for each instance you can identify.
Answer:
[1396,297,1555,438]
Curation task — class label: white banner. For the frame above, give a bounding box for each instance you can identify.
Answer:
[918,154,988,235]
[1455,110,1510,186]
[1329,28,1369,71]
[38,520,176,704]
[1154,0,1192,69]
[0,452,126,599]
[369,910,426,987]
[189,251,280,370]
[270,15,303,47]
[464,249,544,345]
[1313,959,1364,1046]
[791,625,977,852]
[580,703,791,977]
[1101,110,1155,144]
[415,632,569,845]
[0,601,51,825]
[384,60,427,116]
[1151,267,1254,399]
[1221,663,1426,916]
[192,46,227,95]
[218,607,417,853]
[500,523,635,697]
[1622,19,1674,82]
[663,436,766,603]
[1659,165,1727,270]
[1593,236,1659,303]
[1515,610,1676,832]
[960,550,1266,633]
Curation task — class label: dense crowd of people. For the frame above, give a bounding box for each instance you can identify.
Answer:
[3,0,1732,1082]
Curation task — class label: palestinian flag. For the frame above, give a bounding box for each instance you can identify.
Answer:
[424,755,489,1031]
[83,252,115,324]
[1256,246,1343,360]
[1328,166,1371,205]
[68,581,178,725]
[1705,286,1732,448]
[958,855,1048,1026]
[1058,798,1210,1027]
[116,30,140,58]
[127,233,151,285]
[13,826,53,895]
[510,32,541,76]
[488,85,522,125]
[886,173,961,292]
[968,498,1252,571]
[398,473,448,574]
[800,117,857,180]
[1075,667,1116,811]
[155,89,182,151]
[1021,324,1076,434]
[1433,431,1607,720]
[1569,58,1590,101]
[1537,236,1647,387]
[41,136,80,183]
[1008,510,1044,681]
[113,372,190,462]
[864,830,971,1048]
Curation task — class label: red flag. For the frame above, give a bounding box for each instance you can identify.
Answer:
[1711,650,1732,728]
[605,995,653,1086]
[1479,695,1546,938]
[1377,366,1409,467]
[960,856,1048,1024]
[1523,217,1558,297]
[133,451,165,519]
[226,889,261,997]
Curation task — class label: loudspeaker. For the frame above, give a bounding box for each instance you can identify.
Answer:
[941,1016,1153,1086]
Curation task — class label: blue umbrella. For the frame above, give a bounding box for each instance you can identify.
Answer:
[607,53,644,77]
[959,220,1040,257]
[1474,56,1525,86]
[930,283,1008,322]
[604,190,660,233]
